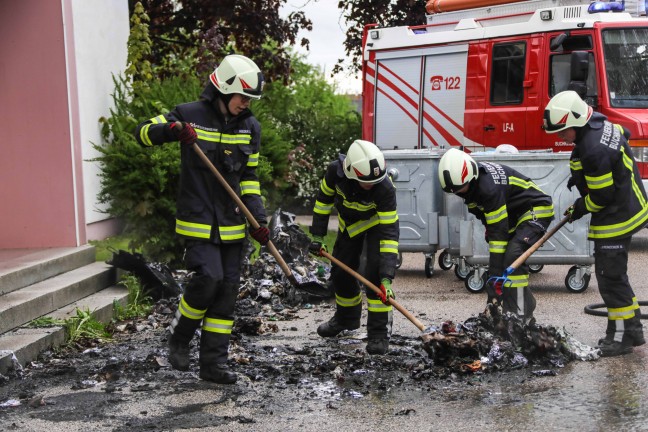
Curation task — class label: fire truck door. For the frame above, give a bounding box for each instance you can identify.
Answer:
[483,41,528,150]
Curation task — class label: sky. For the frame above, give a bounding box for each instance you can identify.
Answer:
[281,0,363,94]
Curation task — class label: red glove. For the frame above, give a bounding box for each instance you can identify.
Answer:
[169,122,197,146]
[250,225,269,245]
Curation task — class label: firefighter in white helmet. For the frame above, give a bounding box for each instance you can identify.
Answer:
[134,54,268,384]
[544,90,648,357]
[309,140,399,355]
[438,148,554,323]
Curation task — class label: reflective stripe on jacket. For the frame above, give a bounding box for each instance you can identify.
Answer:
[460,162,554,274]
[570,113,648,239]
[310,155,400,279]
[134,90,266,243]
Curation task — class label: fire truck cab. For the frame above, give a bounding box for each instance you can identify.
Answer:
[362,0,648,179]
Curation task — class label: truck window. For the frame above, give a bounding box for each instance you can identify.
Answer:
[602,28,648,109]
[490,42,526,105]
[549,53,597,100]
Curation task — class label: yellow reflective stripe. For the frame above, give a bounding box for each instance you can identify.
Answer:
[219,224,246,241]
[196,129,222,142]
[378,210,398,224]
[338,215,346,232]
[504,274,529,288]
[623,148,648,208]
[608,304,636,320]
[176,219,211,239]
[485,205,507,225]
[570,160,582,171]
[221,133,251,145]
[346,214,380,237]
[240,180,260,195]
[140,123,154,146]
[515,205,555,228]
[585,195,604,212]
[179,295,207,320]
[509,176,543,193]
[150,115,167,125]
[589,205,648,238]
[367,298,392,313]
[247,152,259,167]
[380,240,399,254]
[202,317,234,334]
[342,199,376,212]
[320,178,335,196]
[314,200,334,215]
[632,297,640,310]
[335,293,362,307]
[585,172,613,190]
[489,240,507,254]
[467,202,478,210]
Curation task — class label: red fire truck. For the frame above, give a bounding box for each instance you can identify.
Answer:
[361,0,648,178]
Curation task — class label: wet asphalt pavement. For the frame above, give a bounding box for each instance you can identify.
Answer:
[1,230,648,431]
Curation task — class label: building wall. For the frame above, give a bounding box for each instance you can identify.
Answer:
[0,0,128,248]
[71,0,129,238]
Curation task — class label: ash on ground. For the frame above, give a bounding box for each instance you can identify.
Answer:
[0,211,599,419]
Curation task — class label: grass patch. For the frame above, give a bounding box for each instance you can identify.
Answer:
[114,274,153,320]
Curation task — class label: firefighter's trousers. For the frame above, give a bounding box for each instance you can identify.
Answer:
[499,219,550,321]
[595,237,643,343]
[169,241,242,365]
[329,228,393,339]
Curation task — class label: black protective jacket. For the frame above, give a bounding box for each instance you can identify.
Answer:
[569,112,648,240]
[134,85,266,244]
[310,155,400,279]
[459,162,554,274]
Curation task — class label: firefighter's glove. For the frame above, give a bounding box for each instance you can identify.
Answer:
[308,236,326,256]
[564,199,587,223]
[378,278,395,305]
[250,223,270,245]
[169,121,197,146]
[566,176,576,191]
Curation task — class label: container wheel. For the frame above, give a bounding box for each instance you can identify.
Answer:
[464,270,486,294]
[425,256,434,278]
[565,265,590,293]
[438,250,454,271]
[529,264,544,274]
[454,262,470,280]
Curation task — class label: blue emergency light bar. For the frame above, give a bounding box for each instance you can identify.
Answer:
[587,1,625,13]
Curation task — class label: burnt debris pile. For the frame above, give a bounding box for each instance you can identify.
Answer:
[421,303,599,374]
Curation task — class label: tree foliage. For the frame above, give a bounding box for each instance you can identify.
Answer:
[335,0,426,74]
[93,2,360,265]
[128,0,313,82]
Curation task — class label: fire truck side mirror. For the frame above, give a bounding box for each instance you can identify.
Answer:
[570,51,589,82]
[550,32,569,51]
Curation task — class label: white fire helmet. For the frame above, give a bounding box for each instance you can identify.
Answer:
[343,140,387,184]
[209,54,265,99]
[438,148,479,193]
[543,90,592,133]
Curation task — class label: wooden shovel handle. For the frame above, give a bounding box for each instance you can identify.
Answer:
[192,143,296,282]
[320,250,426,332]
[507,216,570,272]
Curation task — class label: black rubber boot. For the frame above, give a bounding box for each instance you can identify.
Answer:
[599,339,634,357]
[317,316,360,338]
[168,337,191,371]
[199,363,237,384]
[366,338,389,355]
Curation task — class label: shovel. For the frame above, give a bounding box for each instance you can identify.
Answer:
[319,250,431,333]
[192,143,329,298]
[488,215,570,288]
